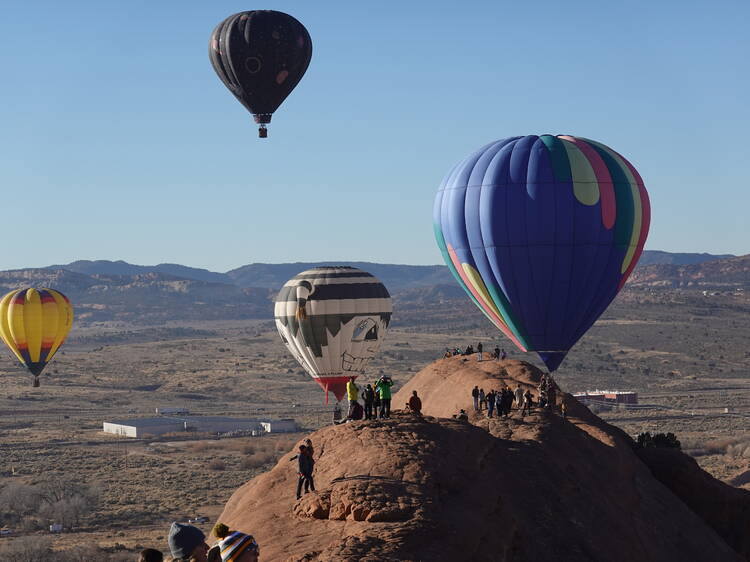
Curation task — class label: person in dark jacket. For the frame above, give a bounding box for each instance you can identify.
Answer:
[363,384,375,420]
[407,390,422,415]
[372,380,381,416]
[291,444,315,499]
[477,342,483,361]
[472,386,479,411]
[486,389,496,418]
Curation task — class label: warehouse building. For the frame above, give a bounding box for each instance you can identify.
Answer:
[103,416,297,438]
[573,390,638,405]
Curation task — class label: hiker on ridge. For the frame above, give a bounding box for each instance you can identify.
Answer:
[514,385,524,411]
[291,444,315,499]
[521,389,534,417]
[478,388,485,412]
[407,390,422,416]
[472,386,480,411]
[477,341,483,361]
[363,383,375,420]
[376,375,394,418]
[487,389,496,418]
[346,376,360,418]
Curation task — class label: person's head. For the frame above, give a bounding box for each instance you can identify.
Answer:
[298,445,306,453]
[168,522,208,562]
[213,523,259,562]
[412,390,418,396]
[304,438,312,447]
[139,548,164,562]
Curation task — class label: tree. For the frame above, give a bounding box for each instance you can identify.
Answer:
[0,536,52,562]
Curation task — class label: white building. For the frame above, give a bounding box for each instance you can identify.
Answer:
[260,419,297,433]
[103,416,297,438]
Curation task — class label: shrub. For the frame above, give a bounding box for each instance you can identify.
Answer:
[635,432,681,450]
[207,459,226,471]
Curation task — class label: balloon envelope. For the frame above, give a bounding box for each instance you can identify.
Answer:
[274,267,392,402]
[209,10,312,137]
[0,288,74,384]
[433,135,650,371]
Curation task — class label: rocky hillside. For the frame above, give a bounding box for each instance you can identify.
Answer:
[0,253,743,326]
[0,269,273,323]
[217,358,749,561]
[629,254,749,290]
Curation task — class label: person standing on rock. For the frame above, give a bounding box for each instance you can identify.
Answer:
[501,348,507,360]
[477,341,483,361]
[514,385,524,411]
[472,386,479,411]
[346,376,360,418]
[376,375,394,418]
[478,388,485,412]
[363,383,375,420]
[372,381,381,417]
[547,383,557,410]
[521,389,534,417]
[291,444,315,499]
[493,346,500,360]
[487,389,496,418]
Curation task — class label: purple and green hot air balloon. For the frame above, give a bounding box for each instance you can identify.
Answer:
[433,135,650,372]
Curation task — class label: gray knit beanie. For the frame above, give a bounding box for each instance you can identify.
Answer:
[168,522,205,559]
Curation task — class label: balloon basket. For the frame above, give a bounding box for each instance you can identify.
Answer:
[259,126,268,138]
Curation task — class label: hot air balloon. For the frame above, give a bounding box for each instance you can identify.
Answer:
[0,288,74,387]
[434,135,650,372]
[274,267,392,402]
[209,10,312,138]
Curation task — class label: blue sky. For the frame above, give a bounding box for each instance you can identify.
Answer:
[1,0,748,271]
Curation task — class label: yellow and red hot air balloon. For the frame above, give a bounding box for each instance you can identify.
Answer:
[0,288,74,387]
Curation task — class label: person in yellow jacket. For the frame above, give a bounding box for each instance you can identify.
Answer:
[346,376,360,418]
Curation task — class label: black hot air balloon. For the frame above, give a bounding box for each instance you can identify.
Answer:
[209,10,312,138]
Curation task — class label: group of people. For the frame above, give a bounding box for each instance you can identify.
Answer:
[336,375,396,422]
[537,373,558,410]
[444,343,507,361]
[137,521,259,562]
[471,384,536,418]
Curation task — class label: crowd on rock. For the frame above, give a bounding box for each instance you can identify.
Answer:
[468,373,562,419]
[443,342,506,361]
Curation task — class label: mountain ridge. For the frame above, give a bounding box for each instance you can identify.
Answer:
[44,250,739,290]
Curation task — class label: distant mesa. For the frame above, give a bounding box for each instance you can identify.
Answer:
[0,252,742,326]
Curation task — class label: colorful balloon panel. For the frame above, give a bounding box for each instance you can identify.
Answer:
[0,288,74,381]
[434,135,650,371]
[274,267,392,402]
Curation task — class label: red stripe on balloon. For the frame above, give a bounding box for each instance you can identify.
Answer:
[560,135,616,229]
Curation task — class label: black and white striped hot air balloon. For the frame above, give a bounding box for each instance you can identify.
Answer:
[274,267,392,402]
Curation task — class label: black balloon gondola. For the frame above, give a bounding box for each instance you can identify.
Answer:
[209,10,312,138]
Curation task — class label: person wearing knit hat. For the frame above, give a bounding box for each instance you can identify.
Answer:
[168,521,210,562]
[212,523,259,562]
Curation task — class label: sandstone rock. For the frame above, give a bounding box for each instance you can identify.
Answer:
[218,358,748,561]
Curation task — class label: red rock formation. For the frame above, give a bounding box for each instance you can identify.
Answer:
[218,357,747,561]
